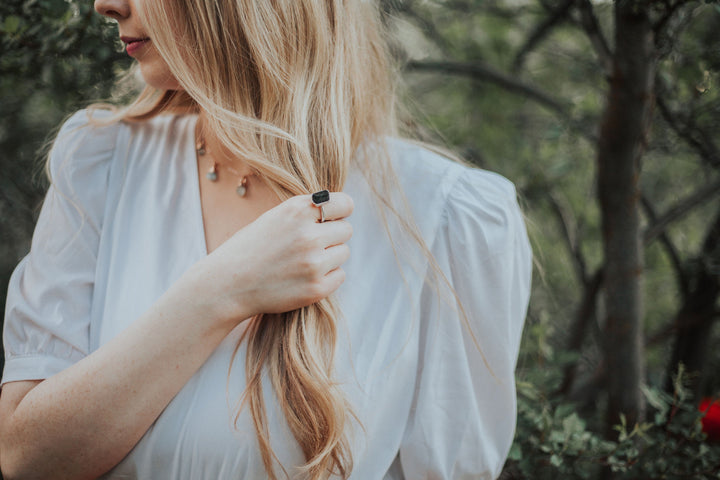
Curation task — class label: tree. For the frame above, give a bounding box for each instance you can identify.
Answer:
[596,0,655,435]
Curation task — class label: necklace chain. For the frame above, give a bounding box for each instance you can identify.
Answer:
[196,134,253,197]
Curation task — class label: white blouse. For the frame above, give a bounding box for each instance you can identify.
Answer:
[2,110,532,479]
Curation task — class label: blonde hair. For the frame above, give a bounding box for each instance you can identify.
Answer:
[88,0,472,478]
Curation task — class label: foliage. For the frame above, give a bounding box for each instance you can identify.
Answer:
[0,0,128,109]
[505,336,720,479]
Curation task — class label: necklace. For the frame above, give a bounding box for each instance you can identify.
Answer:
[196,136,253,197]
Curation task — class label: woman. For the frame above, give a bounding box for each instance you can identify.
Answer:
[0,0,532,478]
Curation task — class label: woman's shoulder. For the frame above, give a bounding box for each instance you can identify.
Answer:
[48,109,122,198]
[51,109,191,179]
[49,109,185,205]
[58,107,188,142]
[53,108,121,157]
[386,136,516,196]
[385,137,522,243]
[55,108,190,148]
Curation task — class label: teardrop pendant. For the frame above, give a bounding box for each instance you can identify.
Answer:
[236,176,248,197]
[206,162,218,182]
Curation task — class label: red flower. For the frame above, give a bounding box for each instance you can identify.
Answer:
[699,397,720,442]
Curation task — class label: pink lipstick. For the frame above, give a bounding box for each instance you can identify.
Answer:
[120,36,151,57]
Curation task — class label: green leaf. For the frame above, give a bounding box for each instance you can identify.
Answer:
[641,384,669,415]
[3,15,22,34]
[508,443,522,461]
[562,412,586,435]
[549,430,565,445]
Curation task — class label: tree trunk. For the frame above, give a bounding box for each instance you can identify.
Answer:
[597,1,655,437]
[665,208,720,397]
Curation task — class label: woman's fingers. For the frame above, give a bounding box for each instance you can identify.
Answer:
[317,220,353,247]
[205,191,354,317]
[321,243,350,274]
[322,267,346,293]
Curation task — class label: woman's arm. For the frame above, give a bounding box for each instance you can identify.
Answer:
[0,193,353,480]
[396,168,531,479]
[0,282,240,480]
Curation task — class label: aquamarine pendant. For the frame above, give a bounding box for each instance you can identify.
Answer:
[236,177,248,197]
[207,163,218,182]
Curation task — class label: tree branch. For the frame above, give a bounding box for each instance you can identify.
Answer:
[547,190,588,283]
[574,0,613,76]
[653,0,689,40]
[512,0,575,72]
[646,311,711,347]
[442,0,535,19]
[558,268,604,396]
[643,178,720,244]
[640,194,689,298]
[656,94,720,169]
[405,59,569,115]
[393,0,453,56]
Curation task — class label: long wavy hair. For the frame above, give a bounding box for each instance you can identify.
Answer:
[124,1,393,478]
[87,0,471,478]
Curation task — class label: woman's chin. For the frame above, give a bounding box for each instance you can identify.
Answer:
[138,64,182,91]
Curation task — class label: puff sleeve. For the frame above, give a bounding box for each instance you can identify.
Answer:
[2,110,117,385]
[397,168,532,479]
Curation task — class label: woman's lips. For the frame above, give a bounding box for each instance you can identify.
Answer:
[120,36,151,57]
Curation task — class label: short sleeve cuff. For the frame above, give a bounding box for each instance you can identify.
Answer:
[1,354,78,385]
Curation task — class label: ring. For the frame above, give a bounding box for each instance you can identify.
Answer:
[311,190,330,223]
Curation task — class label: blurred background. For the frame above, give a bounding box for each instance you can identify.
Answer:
[1,0,719,478]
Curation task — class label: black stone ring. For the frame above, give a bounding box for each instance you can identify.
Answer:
[311,190,330,222]
[311,190,330,205]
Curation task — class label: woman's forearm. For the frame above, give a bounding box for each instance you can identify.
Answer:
[0,267,243,480]
[0,193,353,480]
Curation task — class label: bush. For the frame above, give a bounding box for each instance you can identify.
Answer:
[503,364,720,479]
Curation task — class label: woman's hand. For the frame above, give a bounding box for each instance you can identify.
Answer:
[187,192,354,323]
